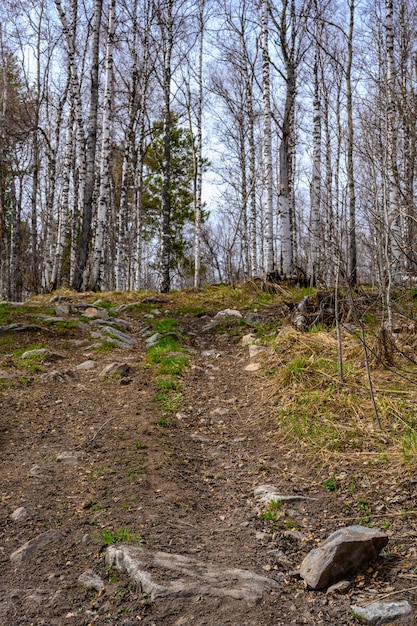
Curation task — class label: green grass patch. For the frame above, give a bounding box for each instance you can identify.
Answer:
[97,527,142,546]
[147,336,181,363]
[156,355,188,376]
[156,377,181,392]
[152,317,178,333]
[91,340,116,353]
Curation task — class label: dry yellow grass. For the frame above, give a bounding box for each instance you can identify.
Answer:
[259,326,417,471]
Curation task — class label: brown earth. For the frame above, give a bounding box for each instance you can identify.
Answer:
[0,293,416,625]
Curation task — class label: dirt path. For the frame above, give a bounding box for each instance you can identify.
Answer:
[0,299,414,625]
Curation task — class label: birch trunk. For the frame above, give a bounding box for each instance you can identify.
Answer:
[55,0,88,286]
[160,0,173,294]
[9,178,22,301]
[385,0,402,285]
[278,0,295,279]
[309,4,321,285]
[193,0,204,288]
[72,0,103,290]
[346,0,356,286]
[51,114,74,289]
[260,0,274,275]
[89,0,116,290]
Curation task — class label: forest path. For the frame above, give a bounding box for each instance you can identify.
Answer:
[0,295,410,625]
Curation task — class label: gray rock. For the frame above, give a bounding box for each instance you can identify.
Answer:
[254,485,315,505]
[42,369,79,382]
[22,589,51,607]
[201,349,221,357]
[145,332,161,346]
[37,315,66,323]
[245,312,267,324]
[21,348,49,360]
[10,507,28,521]
[201,321,220,333]
[76,360,97,370]
[106,544,279,606]
[78,569,105,591]
[84,307,109,320]
[29,465,45,476]
[49,295,72,303]
[300,525,388,590]
[326,580,351,595]
[100,326,136,345]
[56,452,80,466]
[10,530,61,564]
[100,362,132,378]
[214,308,242,319]
[55,304,71,316]
[350,601,413,625]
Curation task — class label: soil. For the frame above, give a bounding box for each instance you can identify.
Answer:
[0,294,416,625]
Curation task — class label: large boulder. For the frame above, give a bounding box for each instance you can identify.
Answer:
[300,525,388,590]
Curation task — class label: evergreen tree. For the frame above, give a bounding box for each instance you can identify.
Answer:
[143,114,205,284]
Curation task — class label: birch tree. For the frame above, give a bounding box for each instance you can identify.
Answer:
[89,0,116,290]
[72,0,103,291]
[260,0,274,274]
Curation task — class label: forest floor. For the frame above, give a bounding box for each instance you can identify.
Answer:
[1,284,417,625]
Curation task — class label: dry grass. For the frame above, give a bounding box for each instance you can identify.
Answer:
[260,326,417,471]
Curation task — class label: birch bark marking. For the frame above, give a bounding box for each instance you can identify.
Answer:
[261,0,274,275]
[160,0,174,293]
[89,0,116,290]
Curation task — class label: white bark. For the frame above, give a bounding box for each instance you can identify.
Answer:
[89,0,116,290]
[385,0,402,284]
[310,8,321,285]
[194,0,204,288]
[260,0,274,274]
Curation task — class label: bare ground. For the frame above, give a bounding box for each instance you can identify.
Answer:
[0,294,416,625]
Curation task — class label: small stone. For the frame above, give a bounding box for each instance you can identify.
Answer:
[100,362,132,378]
[283,530,306,542]
[21,348,49,360]
[350,600,413,625]
[145,333,161,346]
[244,363,261,372]
[214,308,242,319]
[201,321,220,333]
[55,304,71,316]
[10,507,28,521]
[29,465,45,476]
[56,452,79,466]
[99,326,136,346]
[76,360,97,370]
[10,530,62,564]
[326,580,351,595]
[248,345,266,358]
[78,569,105,591]
[245,312,267,324]
[201,349,220,357]
[84,307,109,320]
[242,334,257,347]
[42,369,79,382]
